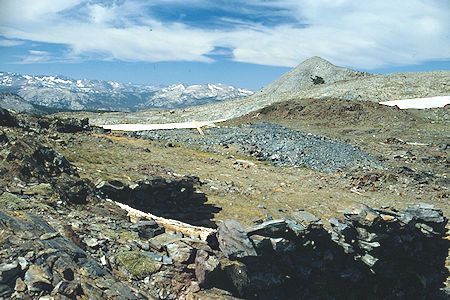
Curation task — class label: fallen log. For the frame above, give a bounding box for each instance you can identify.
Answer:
[109,199,216,241]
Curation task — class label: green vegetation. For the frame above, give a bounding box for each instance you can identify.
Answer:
[117,250,161,279]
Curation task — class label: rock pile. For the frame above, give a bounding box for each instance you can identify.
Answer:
[0,110,95,205]
[0,211,145,299]
[136,122,384,172]
[191,204,449,299]
[97,177,220,227]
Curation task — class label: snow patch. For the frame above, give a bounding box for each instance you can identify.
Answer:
[102,119,227,131]
[379,96,450,109]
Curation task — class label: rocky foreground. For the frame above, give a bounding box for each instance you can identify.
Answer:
[0,109,449,299]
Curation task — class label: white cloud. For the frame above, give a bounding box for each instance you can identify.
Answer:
[0,38,24,47]
[16,50,52,64]
[0,0,449,69]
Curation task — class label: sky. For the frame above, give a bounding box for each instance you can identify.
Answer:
[0,0,449,90]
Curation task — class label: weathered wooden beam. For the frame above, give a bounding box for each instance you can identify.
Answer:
[110,200,216,241]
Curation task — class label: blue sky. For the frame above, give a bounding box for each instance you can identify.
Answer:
[0,0,449,90]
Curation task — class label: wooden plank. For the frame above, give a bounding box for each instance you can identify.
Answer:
[110,200,216,241]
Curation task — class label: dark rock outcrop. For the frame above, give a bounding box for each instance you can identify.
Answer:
[97,176,220,227]
[195,204,448,299]
[0,211,145,299]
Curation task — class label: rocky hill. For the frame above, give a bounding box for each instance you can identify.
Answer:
[0,72,253,112]
[259,56,371,95]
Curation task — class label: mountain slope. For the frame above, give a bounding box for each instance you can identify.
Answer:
[0,72,253,112]
[0,92,59,115]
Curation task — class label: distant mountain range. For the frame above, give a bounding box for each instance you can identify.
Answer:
[77,56,448,126]
[0,72,253,112]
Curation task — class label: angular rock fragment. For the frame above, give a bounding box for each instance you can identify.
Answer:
[217,220,257,259]
[24,264,53,292]
[344,203,382,226]
[166,242,195,264]
[219,258,249,297]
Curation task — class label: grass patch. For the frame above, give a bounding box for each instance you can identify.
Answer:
[259,105,276,115]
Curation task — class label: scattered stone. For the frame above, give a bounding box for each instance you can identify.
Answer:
[14,277,27,292]
[84,237,103,248]
[148,232,182,252]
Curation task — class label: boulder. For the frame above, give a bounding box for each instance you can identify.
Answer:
[166,242,195,264]
[217,220,257,259]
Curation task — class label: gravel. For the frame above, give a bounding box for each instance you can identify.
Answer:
[135,123,384,172]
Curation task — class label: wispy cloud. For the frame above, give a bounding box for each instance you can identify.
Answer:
[0,0,449,69]
[0,38,24,47]
[16,50,53,64]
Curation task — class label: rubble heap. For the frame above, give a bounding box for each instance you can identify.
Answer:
[200,204,449,299]
[97,177,220,227]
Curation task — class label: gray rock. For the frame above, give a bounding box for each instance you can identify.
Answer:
[400,207,446,224]
[284,218,306,236]
[130,220,165,239]
[361,254,378,267]
[166,242,195,264]
[84,237,104,248]
[293,210,321,224]
[217,220,257,259]
[344,203,382,227]
[0,283,13,298]
[52,281,80,297]
[24,264,53,292]
[148,232,182,251]
[17,257,28,270]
